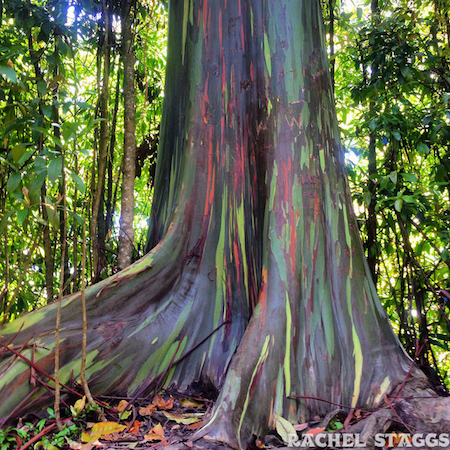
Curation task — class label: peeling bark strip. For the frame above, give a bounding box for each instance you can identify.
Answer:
[0,0,439,447]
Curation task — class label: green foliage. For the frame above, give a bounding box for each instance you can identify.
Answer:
[0,407,86,449]
[0,0,167,320]
[331,0,450,388]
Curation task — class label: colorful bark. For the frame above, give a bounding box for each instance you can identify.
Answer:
[0,0,426,447]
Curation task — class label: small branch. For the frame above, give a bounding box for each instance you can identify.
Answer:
[289,395,363,410]
[0,341,82,397]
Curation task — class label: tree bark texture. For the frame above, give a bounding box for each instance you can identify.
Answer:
[118,0,137,271]
[91,1,111,281]
[0,0,442,447]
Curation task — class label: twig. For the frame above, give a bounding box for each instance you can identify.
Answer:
[289,395,365,410]
[0,341,82,397]
[384,394,414,434]
[80,218,96,408]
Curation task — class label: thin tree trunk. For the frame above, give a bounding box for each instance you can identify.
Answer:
[118,0,137,270]
[91,0,111,281]
[106,65,121,238]
[41,184,54,302]
[365,0,379,285]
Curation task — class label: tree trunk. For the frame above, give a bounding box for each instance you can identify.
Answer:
[0,0,448,446]
[365,0,379,285]
[118,0,137,270]
[91,0,111,282]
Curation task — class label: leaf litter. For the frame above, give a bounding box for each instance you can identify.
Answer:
[5,390,431,450]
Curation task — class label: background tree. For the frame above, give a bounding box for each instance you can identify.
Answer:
[1,1,449,449]
[0,0,167,317]
[331,0,450,390]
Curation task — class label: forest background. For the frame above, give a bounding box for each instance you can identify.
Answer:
[0,0,449,393]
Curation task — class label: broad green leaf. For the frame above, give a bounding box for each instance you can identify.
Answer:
[17,208,28,224]
[275,413,297,444]
[11,145,26,164]
[417,143,430,155]
[363,190,371,207]
[394,198,403,212]
[48,156,62,183]
[356,7,363,20]
[41,104,53,120]
[389,171,397,184]
[401,173,417,183]
[37,80,47,97]
[7,172,21,192]
[70,171,86,194]
[392,131,401,141]
[28,172,47,200]
[0,66,17,83]
[18,149,34,166]
[443,93,450,106]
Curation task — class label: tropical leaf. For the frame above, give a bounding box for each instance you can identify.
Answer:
[81,422,126,443]
[161,411,203,425]
[144,423,165,442]
[139,404,156,416]
[152,394,174,410]
[275,413,297,444]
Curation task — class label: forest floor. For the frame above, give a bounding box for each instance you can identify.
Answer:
[4,388,450,450]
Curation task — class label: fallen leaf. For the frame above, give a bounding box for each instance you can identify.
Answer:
[144,423,166,442]
[275,414,297,444]
[187,420,203,431]
[139,404,157,416]
[306,427,325,436]
[74,396,86,413]
[82,422,126,443]
[68,439,103,450]
[119,409,132,420]
[117,400,130,412]
[255,438,265,448]
[180,398,204,408]
[161,411,203,425]
[152,394,174,410]
[128,420,142,434]
[294,423,309,432]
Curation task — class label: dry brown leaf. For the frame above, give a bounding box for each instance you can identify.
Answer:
[152,395,174,410]
[128,420,142,434]
[161,411,203,425]
[187,420,203,431]
[139,404,157,416]
[144,423,166,442]
[293,423,309,432]
[179,398,204,408]
[69,439,103,449]
[116,400,130,412]
[306,427,325,436]
[255,438,265,449]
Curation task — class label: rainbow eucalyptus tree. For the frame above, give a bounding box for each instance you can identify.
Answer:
[1,0,448,447]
